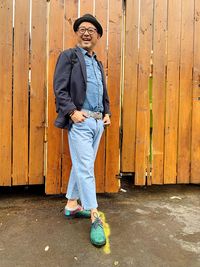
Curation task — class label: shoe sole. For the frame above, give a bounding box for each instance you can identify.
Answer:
[90,239,106,248]
[64,213,91,219]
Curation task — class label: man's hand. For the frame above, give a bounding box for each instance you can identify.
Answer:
[70,110,88,123]
[103,114,111,126]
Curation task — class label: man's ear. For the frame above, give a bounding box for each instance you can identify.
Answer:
[97,34,101,39]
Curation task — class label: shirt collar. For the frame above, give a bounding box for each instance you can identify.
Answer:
[77,46,97,58]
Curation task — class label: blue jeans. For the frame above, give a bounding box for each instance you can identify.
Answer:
[66,117,104,210]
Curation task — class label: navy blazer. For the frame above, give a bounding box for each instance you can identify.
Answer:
[53,46,111,129]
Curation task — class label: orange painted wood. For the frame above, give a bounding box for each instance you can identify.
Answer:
[177,0,194,184]
[64,0,78,49]
[46,0,64,194]
[191,2,200,184]
[105,0,121,192]
[79,0,94,16]
[164,0,181,184]
[94,0,108,192]
[94,0,108,67]
[121,0,139,172]
[135,0,153,185]
[151,0,167,184]
[13,0,30,185]
[0,0,13,186]
[61,0,78,194]
[29,0,47,184]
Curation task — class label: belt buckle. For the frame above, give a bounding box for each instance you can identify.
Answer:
[96,112,102,120]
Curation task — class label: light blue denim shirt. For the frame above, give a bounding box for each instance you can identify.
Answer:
[79,47,104,113]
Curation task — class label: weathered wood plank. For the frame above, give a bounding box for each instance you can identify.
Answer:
[105,0,121,192]
[80,0,94,16]
[191,1,200,184]
[151,0,167,184]
[46,0,64,194]
[135,0,153,185]
[0,0,13,186]
[164,0,181,184]
[121,0,139,173]
[13,0,30,185]
[29,0,47,184]
[177,0,194,183]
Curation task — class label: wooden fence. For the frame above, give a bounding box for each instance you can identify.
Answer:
[122,0,200,185]
[0,0,200,194]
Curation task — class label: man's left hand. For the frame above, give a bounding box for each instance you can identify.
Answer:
[103,114,111,126]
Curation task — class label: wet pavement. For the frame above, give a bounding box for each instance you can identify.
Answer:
[0,181,200,267]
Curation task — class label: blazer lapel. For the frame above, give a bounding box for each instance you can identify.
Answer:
[74,47,87,85]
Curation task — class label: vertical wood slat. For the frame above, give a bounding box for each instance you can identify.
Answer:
[151,0,167,184]
[121,0,139,172]
[135,0,153,185]
[0,0,13,186]
[13,0,30,185]
[29,0,47,184]
[94,0,108,192]
[105,0,121,192]
[64,0,78,49]
[164,0,182,184]
[95,0,108,67]
[61,0,78,194]
[177,0,194,183]
[191,1,200,184]
[46,0,64,194]
[79,0,94,16]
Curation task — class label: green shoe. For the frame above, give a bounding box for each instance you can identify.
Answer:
[64,205,91,219]
[90,216,106,247]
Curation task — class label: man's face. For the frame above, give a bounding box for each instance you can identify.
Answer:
[76,22,100,51]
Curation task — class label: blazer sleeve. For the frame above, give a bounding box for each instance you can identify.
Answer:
[53,51,77,117]
[98,61,111,116]
[103,88,111,115]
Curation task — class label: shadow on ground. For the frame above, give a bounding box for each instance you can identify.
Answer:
[0,180,200,267]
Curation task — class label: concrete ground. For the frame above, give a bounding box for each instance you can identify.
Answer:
[0,181,200,267]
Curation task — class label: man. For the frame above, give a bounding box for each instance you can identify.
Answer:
[53,14,111,247]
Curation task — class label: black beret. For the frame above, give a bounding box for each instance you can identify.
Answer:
[73,14,103,37]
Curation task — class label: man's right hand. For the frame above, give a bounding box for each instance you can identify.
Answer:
[70,110,88,123]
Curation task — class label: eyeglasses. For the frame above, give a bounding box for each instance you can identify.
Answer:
[78,27,97,35]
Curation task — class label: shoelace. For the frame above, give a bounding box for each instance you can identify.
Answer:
[92,212,103,229]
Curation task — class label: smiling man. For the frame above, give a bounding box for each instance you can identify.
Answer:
[53,14,111,247]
